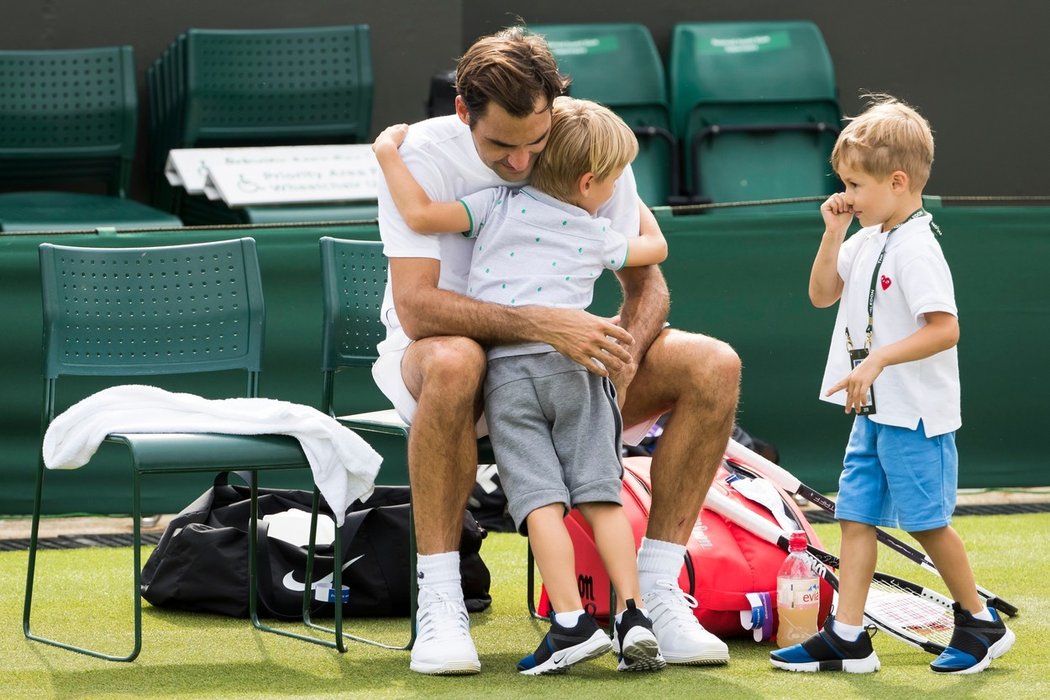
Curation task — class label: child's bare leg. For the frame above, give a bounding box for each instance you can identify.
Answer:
[835,520,878,625]
[526,503,582,614]
[909,525,984,613]
[578,502,638,613]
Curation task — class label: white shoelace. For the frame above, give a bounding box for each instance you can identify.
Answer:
[416,590,471,642]
[647,579,700,630]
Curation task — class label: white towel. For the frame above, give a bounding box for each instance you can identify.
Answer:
[43,385,382,526]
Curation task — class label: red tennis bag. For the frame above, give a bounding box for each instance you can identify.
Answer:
[538,453,833,640]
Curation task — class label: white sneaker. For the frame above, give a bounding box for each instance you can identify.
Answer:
[409,588,481,675]
[642,579,729,665]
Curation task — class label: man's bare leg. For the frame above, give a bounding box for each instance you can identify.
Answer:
[402,335,486,675]
[621,328,740,664]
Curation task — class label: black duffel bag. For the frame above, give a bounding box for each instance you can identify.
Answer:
[141,472,491,619]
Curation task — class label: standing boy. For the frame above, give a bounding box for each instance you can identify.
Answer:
[771,95,1014,674]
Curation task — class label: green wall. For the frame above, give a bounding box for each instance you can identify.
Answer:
[1,205,1046,515]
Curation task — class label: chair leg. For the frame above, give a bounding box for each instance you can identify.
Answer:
[301,488,346,652]
[22,459,141,661]
[248,475,347,650]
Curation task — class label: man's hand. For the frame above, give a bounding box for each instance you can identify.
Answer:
[531,307,634,378]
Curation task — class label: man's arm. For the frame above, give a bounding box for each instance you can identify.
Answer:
[391,257,634,376]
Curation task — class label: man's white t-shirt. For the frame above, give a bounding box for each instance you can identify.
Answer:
[819,213,960,437]
[375,114,641,357]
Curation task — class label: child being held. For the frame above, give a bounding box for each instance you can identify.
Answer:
[373,96,668,675]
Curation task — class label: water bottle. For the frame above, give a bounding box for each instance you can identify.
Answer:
[776,530,819,647]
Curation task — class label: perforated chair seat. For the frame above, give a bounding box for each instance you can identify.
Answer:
[0,191,182,232]
[24,238,346,661]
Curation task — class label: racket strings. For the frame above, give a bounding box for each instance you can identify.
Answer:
[865,579,954,647]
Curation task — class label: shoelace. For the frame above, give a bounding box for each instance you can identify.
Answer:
[648,579,699,629]
[416,590,470,642]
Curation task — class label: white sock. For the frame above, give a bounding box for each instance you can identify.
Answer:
[416,551,462,599]
[971,607,995,622]
[637,537,687,594]
[554,609,585,628]
[832,619,864,641]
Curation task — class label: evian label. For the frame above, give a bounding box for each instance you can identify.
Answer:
[778,577,819,609]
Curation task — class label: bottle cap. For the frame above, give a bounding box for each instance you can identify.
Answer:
[788,530,808,551]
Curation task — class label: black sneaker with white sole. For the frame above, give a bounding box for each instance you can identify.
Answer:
[930,603,1015,674]
[615,599,666,672]
[517,612,613,675]
[769,617,880,673]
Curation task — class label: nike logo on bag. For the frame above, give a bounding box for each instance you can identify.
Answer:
[282,555,365,592]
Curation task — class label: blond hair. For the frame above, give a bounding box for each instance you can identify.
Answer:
[831,94,935,190]
[456,27,569,122]
[530,96,638,201]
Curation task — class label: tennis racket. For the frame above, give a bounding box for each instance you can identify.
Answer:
[704,487,956,655]
[723,439,1018,617]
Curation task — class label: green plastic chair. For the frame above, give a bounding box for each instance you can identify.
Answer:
[670,21,842,208]
[23,238,346,661]
[531,23,677,206]
[147,26,374,224]
[318,236,499,648]
[0,47,181,232]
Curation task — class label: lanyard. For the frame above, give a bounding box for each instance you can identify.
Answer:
[844,208,933,352]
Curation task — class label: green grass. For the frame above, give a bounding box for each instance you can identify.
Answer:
[4,514,1049,699]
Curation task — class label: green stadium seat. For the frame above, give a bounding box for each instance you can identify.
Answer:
[670,21,842,209]
[147,26,375,224]
[532,23,677,206]
[0,47,181,232]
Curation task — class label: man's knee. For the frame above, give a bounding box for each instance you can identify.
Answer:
[678,333,741,392]
[417,337,487,396]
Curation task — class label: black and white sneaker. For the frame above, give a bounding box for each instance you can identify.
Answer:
[930,603,1015,674]
[769,617,880,673]
[615,599,666,672]
[517,612,613,675]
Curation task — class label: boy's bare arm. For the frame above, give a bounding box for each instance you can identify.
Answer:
[373,124,470,234]
[810,193,853,307]
[623,220,668,267]
[391,257,634,376]
[828,311,960,413]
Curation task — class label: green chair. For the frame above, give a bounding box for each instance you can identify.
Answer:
[670,21,842,208]
[318,236,499,648]
[147,26,375,224]
[0,47,181,232]
[23,238,346,661]
[532,23,677,206]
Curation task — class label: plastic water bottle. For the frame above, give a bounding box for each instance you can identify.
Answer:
[776,530,819,647]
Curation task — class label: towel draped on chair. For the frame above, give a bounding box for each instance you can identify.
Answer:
[42,385,382,525]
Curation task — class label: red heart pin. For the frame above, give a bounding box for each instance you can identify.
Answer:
[880,275,892,291]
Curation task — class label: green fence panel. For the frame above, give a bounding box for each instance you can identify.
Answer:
[1,206,1046,515]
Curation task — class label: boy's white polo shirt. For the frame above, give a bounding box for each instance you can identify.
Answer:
[819,214,961,437]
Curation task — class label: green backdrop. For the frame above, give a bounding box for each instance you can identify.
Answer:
[1,204,1045,515]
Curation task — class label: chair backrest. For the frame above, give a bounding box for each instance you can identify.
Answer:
[670,21,842,204]
[531,23,675,206]
[319,237,386,373]
[182,25,373,147]
[39,238,265,381]
[0,46,138,196]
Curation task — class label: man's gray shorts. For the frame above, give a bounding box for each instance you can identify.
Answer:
[484,351,623,534]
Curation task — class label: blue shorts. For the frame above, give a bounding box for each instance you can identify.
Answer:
[836,417,958,532]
